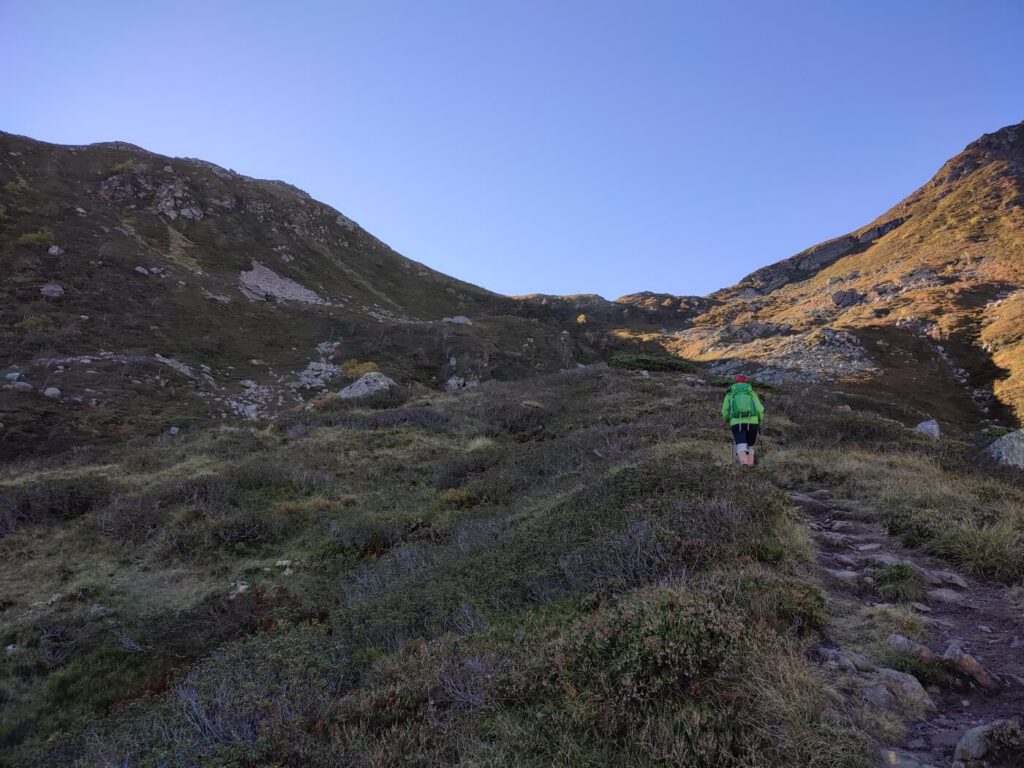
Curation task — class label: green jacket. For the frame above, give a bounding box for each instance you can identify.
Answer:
[721,383,765,425]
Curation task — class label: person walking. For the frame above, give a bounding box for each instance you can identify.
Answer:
[721,375,764,466]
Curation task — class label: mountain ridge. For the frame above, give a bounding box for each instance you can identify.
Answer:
[3,119,1023,460]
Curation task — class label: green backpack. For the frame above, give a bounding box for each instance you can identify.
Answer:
[730,386,756,419]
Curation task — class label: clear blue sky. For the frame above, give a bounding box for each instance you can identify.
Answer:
[4,1,1023,298]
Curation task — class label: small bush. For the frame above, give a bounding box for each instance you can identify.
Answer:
[489,401,551,438]
[608,352,695,372]
[16,228,55,247]
[341,359,379,379]
[875,562,925,602]
[437,488,479,509]
[542,588,749,738]
[927,519,1023,581]
[110,158,137,172]
[14,315,58,347]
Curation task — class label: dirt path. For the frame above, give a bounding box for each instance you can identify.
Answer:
[788,490,1024,768]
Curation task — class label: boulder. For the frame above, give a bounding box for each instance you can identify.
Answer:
[986,429,1024,468]
[442,315,473,326]
[874,667,935,710]
[915,419,940,438]
[134,266,150,276]
[47,245,65,256]
[831,289,866,308]
[338,372,397,400]
[952,720,1019,767]
[12,381,33,392]
[40,283,65,298]
[43,387,62,399]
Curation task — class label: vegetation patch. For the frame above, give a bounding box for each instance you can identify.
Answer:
[609,352,695,372]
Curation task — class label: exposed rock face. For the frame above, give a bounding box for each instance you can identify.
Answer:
[914,419,940,438]
[443,315,473,325]
[986,429,1024,468]
[831,289,866,308]
[338,372,397,400]
[239,261,330,305]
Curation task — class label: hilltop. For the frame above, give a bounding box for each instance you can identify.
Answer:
[666,121,1024,429]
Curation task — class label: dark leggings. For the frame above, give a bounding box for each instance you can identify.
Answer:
[731,423,759,446]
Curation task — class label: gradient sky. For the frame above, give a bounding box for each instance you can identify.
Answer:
[3,1,1023,299]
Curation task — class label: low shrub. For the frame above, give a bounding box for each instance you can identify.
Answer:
[16,228,55,247]
[874,562,925,602]
[341,359,379,378]
[608,352,695,372]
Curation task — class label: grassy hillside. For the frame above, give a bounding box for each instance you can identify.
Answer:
[0,132,646,459]
[668,120,1024,427]
[2,366,1021,766]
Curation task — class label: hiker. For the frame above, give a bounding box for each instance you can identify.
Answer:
[721,375,764,466]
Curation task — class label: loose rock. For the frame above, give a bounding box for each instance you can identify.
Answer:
[338,371,397,400]
[40,283,65,298]
[914,419,940,438]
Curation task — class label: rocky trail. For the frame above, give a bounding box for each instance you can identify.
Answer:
[788,490,1024,768]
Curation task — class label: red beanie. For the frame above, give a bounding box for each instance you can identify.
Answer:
[735,375,747,383]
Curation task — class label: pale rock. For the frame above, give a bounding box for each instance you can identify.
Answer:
[914,419,941,439]
[933,570,968,589]
[228,581,249,599]
[338,371,397,400]
[134,266,150,275]
[43,387,61,399]
[168,426,180,436]
[874,667,935,710]
[928,588,964,604]
[12,381,34,392]
[985,429,1024,468]
[443,315,473,325]
[47,245,65,256]
[952,720,1018,767]
[40,283,65,298]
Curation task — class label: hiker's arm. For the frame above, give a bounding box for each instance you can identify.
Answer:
[754,393,765,417]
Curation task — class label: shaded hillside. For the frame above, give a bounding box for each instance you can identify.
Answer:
[0,133,629,457]
[666,120,1024,427]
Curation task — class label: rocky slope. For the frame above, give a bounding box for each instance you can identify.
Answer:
[0,133,672,458]
[665,120,1024,428]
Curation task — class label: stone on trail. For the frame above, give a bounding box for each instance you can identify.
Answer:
[915,419,940,438]
[932,570,968,589]
[943,642,998,691]
[927,588,964,604]
[952,720,1019,767]
[43,387,61,399]
[338,371,397,400]
[874,667,936,710]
